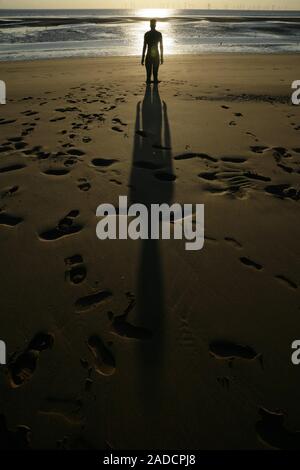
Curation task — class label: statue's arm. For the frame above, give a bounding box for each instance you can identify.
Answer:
[160,35,164,64]
[141,36,147,65]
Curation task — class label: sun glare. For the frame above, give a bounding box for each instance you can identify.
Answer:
[130,9,176,55]
[136,9,174,19]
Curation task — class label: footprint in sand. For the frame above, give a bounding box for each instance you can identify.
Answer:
[204,235,218,243]
[246,131,257,139]
[112,126,123,133]
[0,119,16,126]
[87,335,115,376]
[109,296,152,340]
[0,186,19,199]
[272,147,290,159]
[256,407,300,450]
[209,340,260,362]
[198,171,217,181]
[0,212,23,227]
[250,145,268,154]
[224,236,242,249]
[240,257,263,270]
[133,160,162,170]
[91,158,118,168]
[221,156,247,163]
[8,332,54,388]
[55,107,79,113]
[39,210,83,241]
[174,152,217,163]
[8,137,23,143]
[77,178,91,191]
[112,117,127,127]
[50,116,66,122]
[104,105,116,112]
[135,129,148,138]
[109,178,122,186]
[15,141,28,150]
[265,184,300,201]
[272,147,299,174]
[155,171,177,182]
[43,168,70,176]
[65,254,87,285]
[64,158,77,167]
[243,171,271,182]
[275,275,298,290]
[0,164,26,174]
[199,167,271,197]
[37,150,51,160]
[22,110,38,117]
[22,129,34,137]
[67,148,85,157]
[75,289,113,312]
[0,145,14,153]
[277,163,295,174]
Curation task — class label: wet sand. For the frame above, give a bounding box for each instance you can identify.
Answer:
[0,54,300,450]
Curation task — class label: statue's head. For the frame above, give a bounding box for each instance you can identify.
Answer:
[150,19,157,30]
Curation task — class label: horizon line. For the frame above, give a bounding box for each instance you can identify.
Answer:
[1,7,300,11]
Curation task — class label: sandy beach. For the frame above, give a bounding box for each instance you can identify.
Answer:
[0,53,300,450]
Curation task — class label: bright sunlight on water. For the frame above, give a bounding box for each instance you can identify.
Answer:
[133,10,175,55]
[135,9,175,19]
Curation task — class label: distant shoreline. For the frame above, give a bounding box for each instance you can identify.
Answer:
[1,15,300,29]
[1,50,300,64]
[1,51,300,63]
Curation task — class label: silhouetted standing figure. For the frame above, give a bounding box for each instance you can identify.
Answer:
[141,19,164,84]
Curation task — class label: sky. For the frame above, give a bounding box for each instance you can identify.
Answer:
[0,0,299,9]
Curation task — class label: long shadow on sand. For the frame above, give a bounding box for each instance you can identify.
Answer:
[129,84,174,405]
